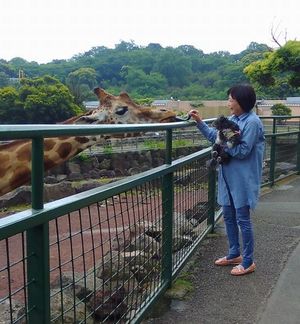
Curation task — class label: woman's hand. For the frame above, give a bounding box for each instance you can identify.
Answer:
[188,110,202,123]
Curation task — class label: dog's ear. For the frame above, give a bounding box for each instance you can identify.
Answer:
[228,119,240,131]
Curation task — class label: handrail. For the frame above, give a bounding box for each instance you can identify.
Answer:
[0,115,299,324]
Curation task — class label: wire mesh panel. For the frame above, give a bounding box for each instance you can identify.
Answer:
[0,119,299,324]
[274,133,298,179]
[0,233,28,323]
[172,157,210,268]
[262,137,271,186]
[48,181,165,323]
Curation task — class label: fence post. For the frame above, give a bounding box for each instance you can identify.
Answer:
[161,129,173,287]
[297,132,300,175]
[27,137,50,324]
[269,134,276,187]
[207,166,216,233]
[272,117,277,134]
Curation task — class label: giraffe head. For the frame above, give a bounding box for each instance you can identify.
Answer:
[0,88,184,197]
[74,88,179,125]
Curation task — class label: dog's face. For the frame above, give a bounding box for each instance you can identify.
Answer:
[213,115,239,131]
[214,115,240,147]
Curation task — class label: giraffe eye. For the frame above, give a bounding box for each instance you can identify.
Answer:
[115,106,128,115]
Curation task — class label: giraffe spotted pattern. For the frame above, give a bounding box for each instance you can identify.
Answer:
[0,88,178,196]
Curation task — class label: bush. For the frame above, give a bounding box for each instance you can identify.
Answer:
[271,103,292,125]
[271,103,292,116]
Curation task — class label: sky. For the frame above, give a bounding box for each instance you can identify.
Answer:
[1,0,299,64]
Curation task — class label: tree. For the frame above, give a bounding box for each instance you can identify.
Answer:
[121,66,167,97]
[271,103,292,116]
[66,67,97,104]
[0,72,10,87]
[20,75,83,123]
[115,40,139,52]
[244,41,300,90]
[271,103,292,125]
[0,76,83,124]
[0,87,27,123]
[153,48,192,87]
[4,40,293,100]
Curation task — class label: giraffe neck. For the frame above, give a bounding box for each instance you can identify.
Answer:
[0,135,104,197]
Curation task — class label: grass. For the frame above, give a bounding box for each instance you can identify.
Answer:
[143,139,194,150]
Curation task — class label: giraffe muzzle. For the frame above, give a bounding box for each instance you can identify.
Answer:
[174,115,191,122]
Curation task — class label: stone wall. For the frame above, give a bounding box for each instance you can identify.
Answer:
[0,147,202,208]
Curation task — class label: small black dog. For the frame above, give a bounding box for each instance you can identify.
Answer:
[206,115,240,169]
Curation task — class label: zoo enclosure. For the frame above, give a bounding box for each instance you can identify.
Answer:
[0,116,300,324]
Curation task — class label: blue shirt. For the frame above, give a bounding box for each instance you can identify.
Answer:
[196,112,265,209]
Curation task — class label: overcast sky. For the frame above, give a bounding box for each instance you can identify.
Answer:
[1,0,299,63]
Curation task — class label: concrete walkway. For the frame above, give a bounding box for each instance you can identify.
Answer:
[144,176,300,324]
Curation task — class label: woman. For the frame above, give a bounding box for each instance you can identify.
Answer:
[189,84,265,276]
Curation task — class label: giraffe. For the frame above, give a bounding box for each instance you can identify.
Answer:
[0,88,180,197]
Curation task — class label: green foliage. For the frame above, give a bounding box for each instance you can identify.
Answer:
[76,152,91,162]
[271,103,292,116]
[66,67,97,104]
[244,41,300,96]
[0,87,26,123]
[172,139,192,148]
[103,144,113,154]
[143,139,192,150]
[190,101,203,108]
[2,40,297,103]
[0,72,9,87]
[143,139,165,150]
[0,75,83,124]
[134,97,153,106]
[121,66,168,96]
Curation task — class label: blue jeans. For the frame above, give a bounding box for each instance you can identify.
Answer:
[222,204,254,269]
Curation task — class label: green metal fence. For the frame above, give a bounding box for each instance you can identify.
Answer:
[0,116,299,324]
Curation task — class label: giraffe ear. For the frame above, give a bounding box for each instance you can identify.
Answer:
[119,92,131,101]
[94,88,112,103]
[119,92,138,106]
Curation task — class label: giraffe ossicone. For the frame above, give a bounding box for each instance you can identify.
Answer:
[0,88,180,197]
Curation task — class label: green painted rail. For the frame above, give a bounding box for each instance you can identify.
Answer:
[0,116,299,324]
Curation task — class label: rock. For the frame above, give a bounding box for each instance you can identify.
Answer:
[126,233,161,258]
[66,161,81,174]
[98,169,116,178]
[87,287,127,322]
[275,162,295,174]
[51,272,102,303]
[44,182,76,202]
[139,221,162,240]
[0,186,31,208]
[185,201,208,226]
[50,288,94,324]
[98,158,111,170]
[172,235,194,252]
[128,167,141,175]
[74,180,100,193]
[0,299,26,324]
[56,174,67,182]
[67,172,84,181]
[96,251,132,281]
[88,170,101,179]
[44,176,59,184]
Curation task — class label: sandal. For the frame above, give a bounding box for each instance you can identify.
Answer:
[231,263,256,276]
[214,255,242,266]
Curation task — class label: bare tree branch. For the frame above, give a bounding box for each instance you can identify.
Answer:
[271,24,282,47]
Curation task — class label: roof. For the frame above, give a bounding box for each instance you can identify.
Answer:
[151,100,170,106]
[286,97,300,104]
[83,101,99,109]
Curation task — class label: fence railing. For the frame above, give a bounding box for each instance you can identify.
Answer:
[0,116,299,324]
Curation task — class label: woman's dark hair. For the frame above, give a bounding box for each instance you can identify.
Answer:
[227,84,256,113]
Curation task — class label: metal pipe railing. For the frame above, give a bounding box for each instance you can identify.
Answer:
[0,116,299,324]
